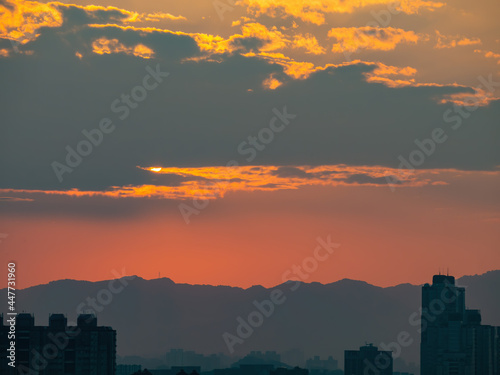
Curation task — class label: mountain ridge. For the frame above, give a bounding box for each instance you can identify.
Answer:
[13,269,500,292]
[2,270,499,371]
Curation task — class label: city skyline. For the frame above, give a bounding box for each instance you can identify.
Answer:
[2,273,498,374]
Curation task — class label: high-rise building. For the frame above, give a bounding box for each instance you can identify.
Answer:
[420,275,500,375]
[344,344,393,375]
[0,313,116,375]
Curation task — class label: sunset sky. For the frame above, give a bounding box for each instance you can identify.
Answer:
[0,0,499,289]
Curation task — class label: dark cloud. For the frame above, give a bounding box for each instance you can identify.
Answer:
[0,5,499,194]
[271,166,312,178]
[230,36,265,53]
[343,173,402,185]
[0,197,34,202]
[55,4,131,26]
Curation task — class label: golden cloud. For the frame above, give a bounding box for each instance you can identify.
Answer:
[365,63,417,87]
[438,90,496,107]
[262,74,283,89]
[475,49,500,64]
[192,22,290,55]
[293,33,326,55]
[328,26,420,53]
[92,37,155,59]
[0,0,62,43]
[125,11,187,23]
[434,31,481,49]
[240,0,445,25]
[4,166,495,202]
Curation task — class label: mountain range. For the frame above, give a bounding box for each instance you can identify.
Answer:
[2,271,499,371]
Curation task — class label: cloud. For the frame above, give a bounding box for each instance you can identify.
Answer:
[240,0,445,25]
[328,27,420,53]
[434,31,481,49]
[271,166,312,178]
[126,12,187,23]
[262,74,283,89]
[0,165,460,201]
[343,173,401,185]
[0,196,34,202]
[0,2,499,195]
[292,33,326,55]
[364,63,417,87]
[475,49,500,64]
[0,0,62,42]
[92,37,154,59]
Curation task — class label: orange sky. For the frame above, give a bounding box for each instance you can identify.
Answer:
[0,0,499,289]
[1,169,499,289]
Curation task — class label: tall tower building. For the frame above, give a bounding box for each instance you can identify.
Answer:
[420,275,500,375]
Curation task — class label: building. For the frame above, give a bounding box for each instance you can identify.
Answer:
[344,344,393,375]
[165,349,224,371]
[270,367,308,375]
[0,313,116,375]
[117,364,142,375]
[248,352,282,364]
[214,364,276,375]
[281,349,305,368]
[305,356,338,371]
[420,274,500,375]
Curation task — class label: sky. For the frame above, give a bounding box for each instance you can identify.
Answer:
[0,0,499,289]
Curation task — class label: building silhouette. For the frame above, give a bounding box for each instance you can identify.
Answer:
[117,364,142,375]
[281,349,305,368]
[0,313,116,375]
[420,274,500,375]
[270,367,308,375]
[165,349,229,371]
[305,355,338,372]
[344,343,393,375]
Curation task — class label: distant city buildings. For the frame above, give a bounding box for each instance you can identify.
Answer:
[248,351,281,364]
[420,274,500,375]
[0,313,116,375]
[281,349,305,368]
[305,355,338,371]
[117,364,142,375]
[165,349,233,371]
[344,344,393,375]
[271,367,308,375]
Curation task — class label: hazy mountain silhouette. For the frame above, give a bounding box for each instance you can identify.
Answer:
[3,271,499,369]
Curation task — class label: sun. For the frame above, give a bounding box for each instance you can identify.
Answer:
[150,167,162,172]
